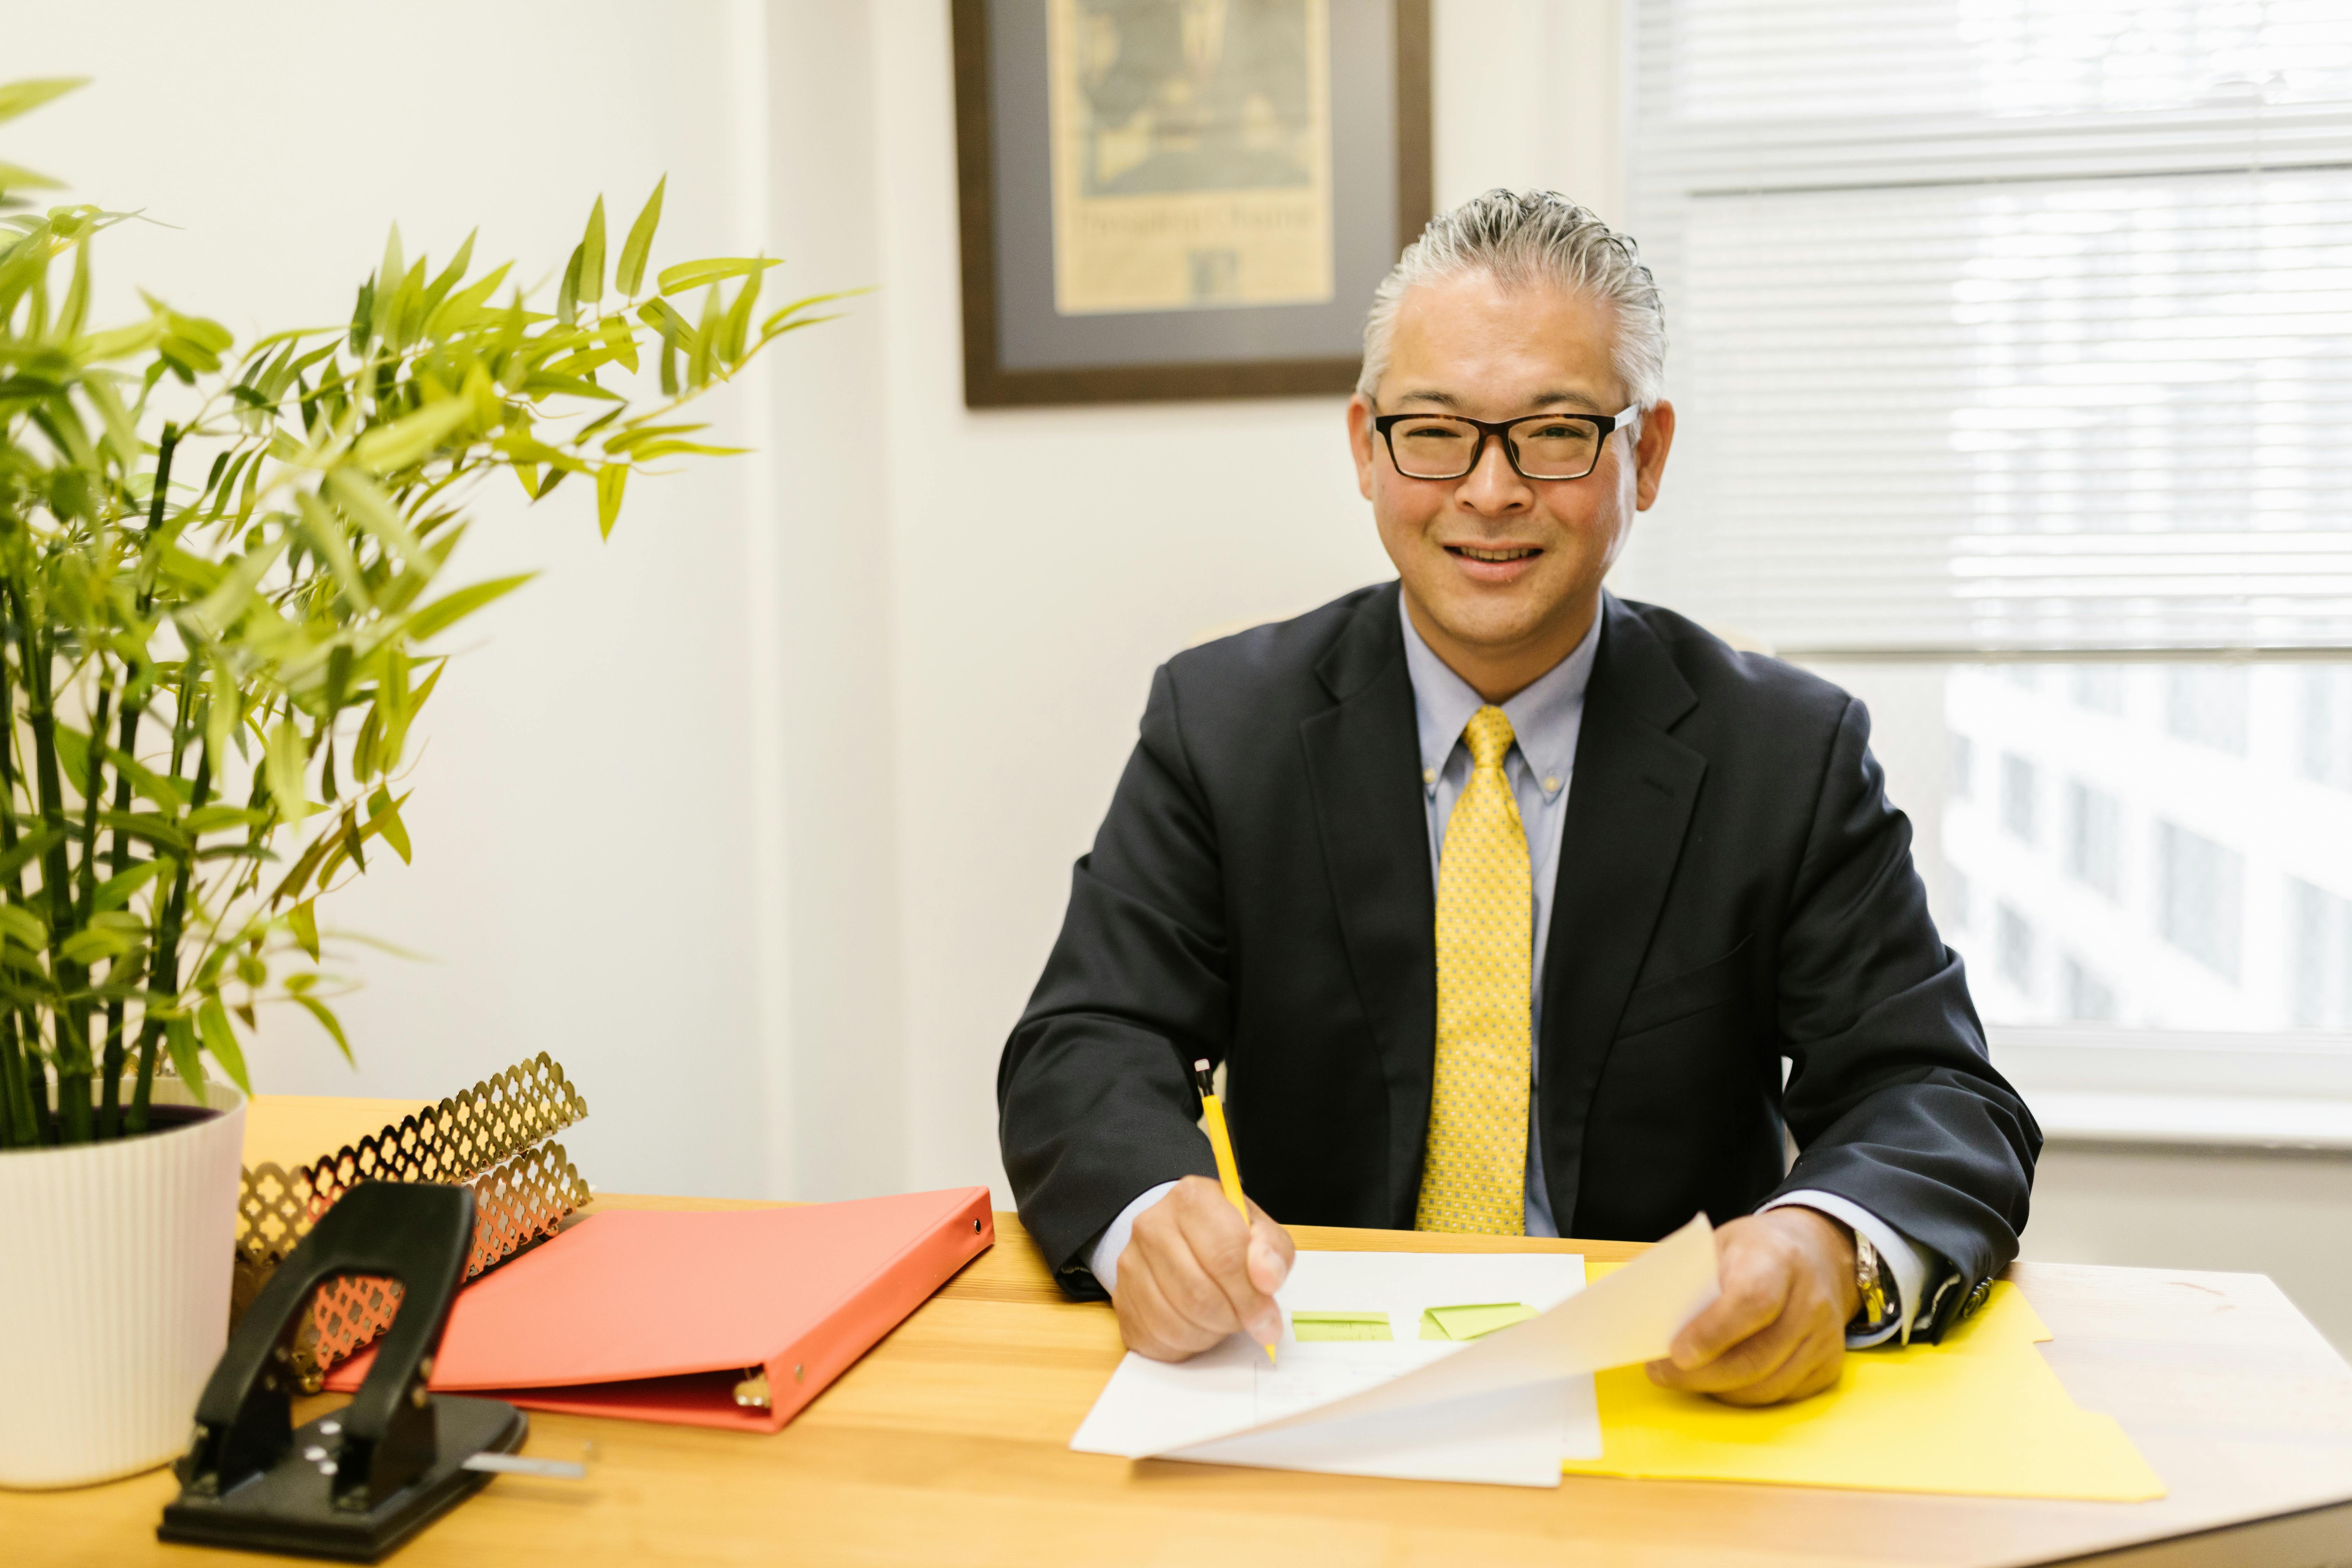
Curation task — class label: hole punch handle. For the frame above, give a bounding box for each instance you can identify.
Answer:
[178,1183,476,1513]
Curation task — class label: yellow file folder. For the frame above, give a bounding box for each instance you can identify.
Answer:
[1562,1272,2163,1501]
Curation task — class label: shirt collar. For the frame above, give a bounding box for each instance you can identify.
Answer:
[1398,590,1603,797]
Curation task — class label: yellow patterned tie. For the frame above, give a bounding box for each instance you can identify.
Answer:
[1415,705,1532,1236]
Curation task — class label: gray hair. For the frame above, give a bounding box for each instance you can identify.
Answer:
[1357,189,1667,409]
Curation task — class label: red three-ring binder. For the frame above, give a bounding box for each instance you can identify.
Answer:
[326,1187,995,1432]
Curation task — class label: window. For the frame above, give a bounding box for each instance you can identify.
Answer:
[2072,666,2125,717]
[1996,902,2035,997]
[2000,754,2038,844]
[2064,779,2121,901]
[2294,879,2352,1028]
[2302,668,2352,789]
[1628,1,2352,655]
[2157,820,2244,982]
[2165,668,2250,757]
[2064,955,2118,1023]
[1627,0,2352,1140]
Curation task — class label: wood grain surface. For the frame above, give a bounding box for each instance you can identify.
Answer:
[7,1096,2351,1566]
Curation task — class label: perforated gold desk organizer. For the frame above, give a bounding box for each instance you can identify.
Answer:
[232,1053,592,1391]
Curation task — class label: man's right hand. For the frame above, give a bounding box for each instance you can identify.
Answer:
[1113,1175,1296,1361]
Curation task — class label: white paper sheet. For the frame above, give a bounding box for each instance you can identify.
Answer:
[1069,1214,1720,1488]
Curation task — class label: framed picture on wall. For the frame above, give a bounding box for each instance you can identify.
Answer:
[951,0,1433,407]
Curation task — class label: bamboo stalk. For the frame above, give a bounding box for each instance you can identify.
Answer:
[11,582,89,1142]
[128,662,208,1135]
[77,670,113,1135]
[0,1011,22,1147]
[27,1045,52,1145]
[98,424,176,1138]
[0,594,33,1148]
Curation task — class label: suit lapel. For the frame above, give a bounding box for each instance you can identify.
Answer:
[1537,597,1706,1231]
[1299,585,1435,1227]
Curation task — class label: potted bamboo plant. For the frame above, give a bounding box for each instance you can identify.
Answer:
[0,77,834,1486]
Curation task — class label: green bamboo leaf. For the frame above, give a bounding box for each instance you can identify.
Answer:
[183,805,264,836]
[267,830,334,908]
[616,175,665,296]
[558,243,583,327]
[197,996,252,1095]
[189,526,291,635]
[0,904,47,950]
[92,858,171,913]
[0,828,64,886]
[657,257,780,295]
[52,725,91,802]
[688,282,721,388]
[165,1016,205,1088]
[624,439,749,462]
[291,993,352,1066]
[421,229,476,315]
[265,718,314,825]
[598,313,639,374]
[0,160,62,191]
[521,370,622,402]
[105,748,191,809]
[365,787,413,864]
[101,812,189,857]
[77,319,165,361]
[295,492,374,612]
[351,395,472,474]
[595,464,625,539]
[288,899,319,960]
[0,77,88,125]
[323,469,428,570]
[637,296,693,351]
[601,421,707,455]
[61,926,138,964]
[372,224,404,344]
[580,194,606,307]
[404,573,534,643]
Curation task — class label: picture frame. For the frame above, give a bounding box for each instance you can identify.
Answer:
[951,0,1433,407]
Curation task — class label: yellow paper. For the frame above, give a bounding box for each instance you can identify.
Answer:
[1292,1311,1392,1343]
[1562,1270,2163,1501]
[1419,1302,1539,1342]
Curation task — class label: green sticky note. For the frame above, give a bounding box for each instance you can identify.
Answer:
[1419,1301,1539,1341]
[1291,1311,1393,1342]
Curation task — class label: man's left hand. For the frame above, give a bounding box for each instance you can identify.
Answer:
[1645,1208,1860,1406]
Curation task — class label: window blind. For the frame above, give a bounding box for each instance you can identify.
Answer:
[1625,1,2352,653]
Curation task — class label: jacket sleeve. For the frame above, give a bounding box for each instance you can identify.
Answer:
[997,663,1224,1293]
[1769,696,2043,1297]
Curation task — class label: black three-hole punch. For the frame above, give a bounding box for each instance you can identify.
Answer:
[158,1181,529,1561]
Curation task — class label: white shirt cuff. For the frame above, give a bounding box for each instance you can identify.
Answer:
[1087,1180,1181,1296]
[1763,1190,1930,1349]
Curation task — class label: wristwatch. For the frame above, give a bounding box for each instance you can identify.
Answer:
[1850,1230,1893,1334]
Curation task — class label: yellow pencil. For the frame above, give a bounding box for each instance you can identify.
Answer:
[1194,1058,1277,1365]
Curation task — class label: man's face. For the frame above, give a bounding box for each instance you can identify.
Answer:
[1347,270,1674,694]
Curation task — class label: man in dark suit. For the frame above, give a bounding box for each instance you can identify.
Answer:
[998,190,2038,1405]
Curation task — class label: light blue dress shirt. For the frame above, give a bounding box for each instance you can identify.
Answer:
[1092,595,1927,1347]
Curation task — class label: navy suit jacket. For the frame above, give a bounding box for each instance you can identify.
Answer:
[998,584,2039,1309]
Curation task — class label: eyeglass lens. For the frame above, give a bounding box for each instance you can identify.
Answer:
[1387,415,1602,480]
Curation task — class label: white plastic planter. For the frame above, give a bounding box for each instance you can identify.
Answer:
[0,1077,246,1488]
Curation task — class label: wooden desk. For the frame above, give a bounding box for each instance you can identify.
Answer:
[9,1099,2352,1566]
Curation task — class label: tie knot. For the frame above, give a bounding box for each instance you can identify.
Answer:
[1463,705,1515,771]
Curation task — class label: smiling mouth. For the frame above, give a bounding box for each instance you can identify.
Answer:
[1447,545,1541,562]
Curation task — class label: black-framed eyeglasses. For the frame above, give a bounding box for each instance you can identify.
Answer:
[1371,405,1637,482]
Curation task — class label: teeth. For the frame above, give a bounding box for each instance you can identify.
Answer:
[1458,547,1533,562]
